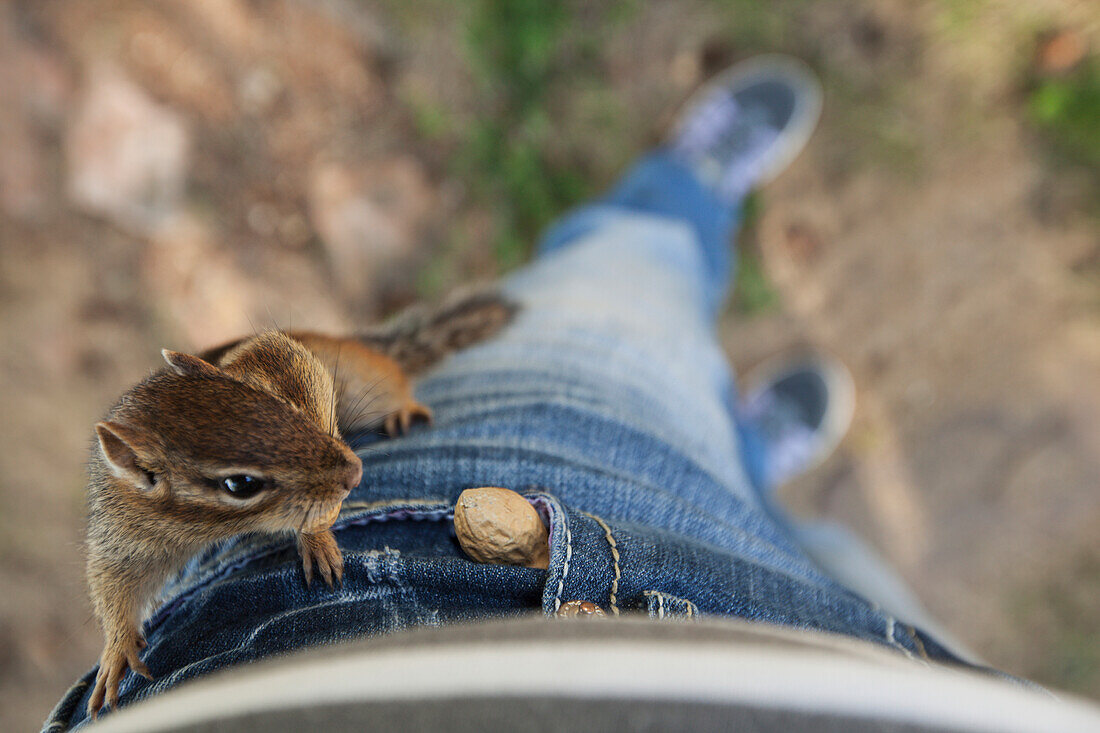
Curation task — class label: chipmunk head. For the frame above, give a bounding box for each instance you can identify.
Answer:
[94,342,362,539]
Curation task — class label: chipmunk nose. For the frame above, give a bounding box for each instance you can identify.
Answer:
[342,454,363,495]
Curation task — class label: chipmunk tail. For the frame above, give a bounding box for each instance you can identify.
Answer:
[358,289,518,377]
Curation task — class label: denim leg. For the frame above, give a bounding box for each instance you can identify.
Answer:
[487,147,764,513]
[43,149,974,733]
[496,156,973,660]
[497,216,755,506]
[531,149,777,499]
[538,148,739,320]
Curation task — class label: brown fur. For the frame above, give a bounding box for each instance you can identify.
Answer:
[356,288,519,377]
[84,290,516,717]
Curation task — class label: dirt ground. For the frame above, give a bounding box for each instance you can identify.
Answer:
[2,1,1099,729]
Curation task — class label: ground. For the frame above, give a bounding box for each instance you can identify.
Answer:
[1,1,1099,729]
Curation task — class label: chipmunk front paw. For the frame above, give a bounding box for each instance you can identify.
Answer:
[384,401,433,436]
[88,631,152,719]
[298,529,343,587]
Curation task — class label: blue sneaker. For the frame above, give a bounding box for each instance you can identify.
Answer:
[740,352,855,488]
[669,55,823,200]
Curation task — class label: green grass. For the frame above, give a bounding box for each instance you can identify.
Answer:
[1010,552,1100,697]
[1029,57,1100,175]
[405,95,452,142]
[457,0,605,271]
[711,0,802,52]
[734,246,780,314]
[732,193,781,315]
[408,0,783,312]
[933,0,990,38]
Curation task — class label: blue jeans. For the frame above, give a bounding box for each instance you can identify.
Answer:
[45,151,971,731]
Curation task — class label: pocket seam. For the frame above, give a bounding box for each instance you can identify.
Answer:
[552,514,574,614]
[581,511,621,616]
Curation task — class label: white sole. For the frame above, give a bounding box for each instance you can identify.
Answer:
[742,350,856,476]
[671,54,823,187]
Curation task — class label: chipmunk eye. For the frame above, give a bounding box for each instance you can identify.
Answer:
[220,475,268,498]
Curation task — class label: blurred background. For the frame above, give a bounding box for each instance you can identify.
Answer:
[2,0,1099,728]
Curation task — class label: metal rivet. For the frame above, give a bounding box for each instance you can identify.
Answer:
[556,600,606,618]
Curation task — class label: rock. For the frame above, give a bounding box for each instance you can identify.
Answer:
[670,49,702,90]
[144,209,350,350]
[238,66,284,115]
[781,221,823,263]
[143,212,256,347]
[1036,30,1086,75]
[246,201,280,237]
[0,118,49,221]
[453,487,550,569]
[65,65,190,235]
[307,157,435,305]
[0,5,71,125]
[0,11,72,220]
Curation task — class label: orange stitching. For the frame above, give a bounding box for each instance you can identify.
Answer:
[905,623,930,661]
[583,512,620,616]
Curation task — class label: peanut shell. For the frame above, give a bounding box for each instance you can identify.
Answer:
[453,487,549,569]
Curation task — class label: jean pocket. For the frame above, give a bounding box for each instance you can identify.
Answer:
[526,491,706,621]
[528,492,636,619]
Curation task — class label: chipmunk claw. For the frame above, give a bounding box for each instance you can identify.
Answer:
[88,633,150,719]
[384,401,433,437]
[298,530,343,588]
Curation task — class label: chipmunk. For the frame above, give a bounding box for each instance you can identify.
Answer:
[84,290,516,717]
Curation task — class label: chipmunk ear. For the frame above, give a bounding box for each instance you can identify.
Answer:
[162,350,219,378]
[96,421,158,489]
